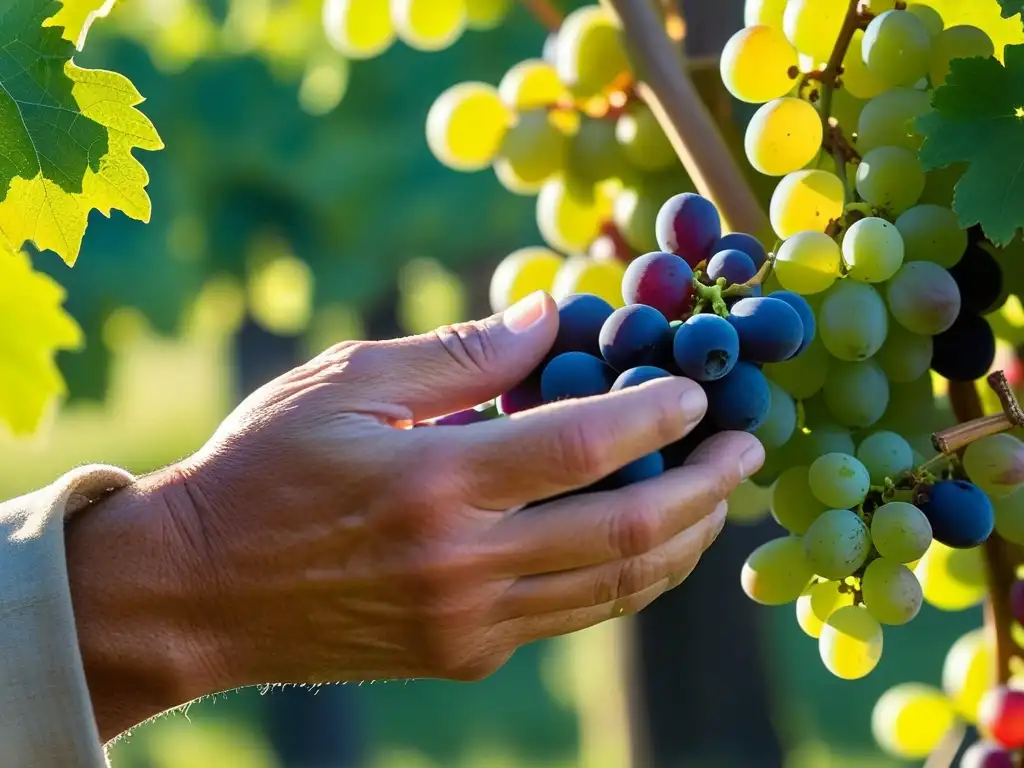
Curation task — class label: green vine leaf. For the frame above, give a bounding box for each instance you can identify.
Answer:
[917,44,1024,247]
[0,235,82,436]
[999,0,1024,27]
[0,0,163,266]
[43,0,114,49]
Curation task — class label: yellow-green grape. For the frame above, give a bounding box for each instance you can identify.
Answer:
[536,178,602,254]
[494,110,568,195]
[993,486,1024,545]
[615,103,677,172]
[930,25,995,87]
[465,0,510,29]
[841,30,886,99]
[613,187,660,254]
[856,87,932,153]
[727,480,772,525]
[943,628,993,724]
[741,536,815,605]
[841,217,904,284]
[876,324,933,383]
[426,82,511,171]
[872,684,956,759]
[861,558,923,625]
[744,0,787,29]
[796,580,854,638]
[771,465,829,534]
[323,0,395,59]
[818,605,883,680]
[870,501,932,563]
[862,10,932,88]
[555,6,630,99]
[769,170,845,240]
[906,4,945,37]
[774,231,842,295]
[744,97,823,177]
[855,145,926,216]
[391,0,466,51]
[498,59,568,110]
[488,247,563,313]
[914,540,986,610]
[895,204,967,268]
[720,25,799,104]
[803,508,871,579]
[963,434,1024,498]
[783,0,849,63]
[550,255,625,307]
[764,335,830,399]
[567,117,627,186]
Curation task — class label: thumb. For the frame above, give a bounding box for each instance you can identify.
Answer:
[346,291,557,422]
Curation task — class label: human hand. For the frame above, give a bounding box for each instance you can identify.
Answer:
[67,291,764,740]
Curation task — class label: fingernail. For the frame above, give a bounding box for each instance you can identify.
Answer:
[679,386,708,424]
[740,441,766,479]
[504,291,547,333]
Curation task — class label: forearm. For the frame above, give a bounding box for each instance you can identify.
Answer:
[65,466,220,743]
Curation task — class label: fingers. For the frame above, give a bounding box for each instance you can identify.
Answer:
[319,292,558,423]
[493,502,726,622]
[456,376,710,510]
[483,430,762,578]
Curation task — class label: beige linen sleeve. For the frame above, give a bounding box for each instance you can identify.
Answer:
[0,465,134,768]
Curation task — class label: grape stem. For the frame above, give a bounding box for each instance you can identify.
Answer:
[606,0,771,239]
[519,0,563,31]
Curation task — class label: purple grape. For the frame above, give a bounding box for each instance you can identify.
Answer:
[918,480,995,549]
[498,374,544,415]
[622,251,695,321]
[431,408,491,426]
[726,297,804,363]
[673,313,740,382]
[611,366,673,391]
[704,361,771,432]
[610,451,665,487]
[655,193,722,268]
[599,304,674,372]
[714,232,768,270]
[550,294,615,358]
[932,315,996,382]
[1012,580,1024,626]
[961,740,1015,768]
[949,242,1003,315]
[707,249,758,287]
[769,290,816,356]
[541,352,616,402]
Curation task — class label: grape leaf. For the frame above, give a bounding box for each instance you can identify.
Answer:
[999,0,1024,26]
[0,0,163,266]
[43,0,114,48]
[917,44,1024,246]
[0,235,83,435]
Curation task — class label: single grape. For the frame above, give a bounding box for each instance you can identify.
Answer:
[600,304,674,372]
[655,193,722,268]
[931,315,996,382]
[949,243,1004,315]
[767,290,816,354]
[555,6,629,99]
[931,25,995,87]
[796,580,854,638]
[567,117,627,187]
[764,336,829,399]
[872,684,957,760]
[886,260,961,336]
[906,4,944,37]
[876,323,933,383]
[494,110,568,195]
[611,366,673,391]
[672,313,740,382]
[818,605,883,680]
[808,452,871,508]
[943,628,993,724]
[961,741,1015,768]
[498,374,543,415]
[979,687,1024,750]
[783,0,849,62]
[727,296,805,363]
[610,451,665,488]
[720,24,798,103]
[818,281,889,361]
[744,0,787,28]
[994,487,1024,545]
[537,179,603,254]
[788,421,857,465]
[841,30,886,99]
[392,0,466,51]
[615,103,677,172]
[771,465,829,534]
[963,434,1024,498]
[855,146,926,216]
[871,501,932,563]
[550,293,615,358]
[498,59,567,110]
[861,10,932,88]
[857,432,914,485]
[770,170,845,240]
[488,247,562,313]
[755,379,798,449]
[728,480,772,524]
[895,204,967,268]
[705,361,772,432]
[856,87,932,153]
[466,0,510,30]
[707,249,758,287]
[744,97,823,176]
[774,231,841,295]
[551,256,626,308]
[323,0,395,59]
[540,352,616,401]
[432,407,491,426]
[613,187,661,255]
[714,232,768,270]
[803,508,871,579]
[622,251,695,321]
[918,480,995,549]
[841,217,904,283]
[822,359,889,429]
[426,82,510,171]
[862,558,923,625]
[741,535,815,605]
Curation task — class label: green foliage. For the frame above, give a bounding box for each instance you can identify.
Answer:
[918,44,1024,246]
[999,0,1024,27]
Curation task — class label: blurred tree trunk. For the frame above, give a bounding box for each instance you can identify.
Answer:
[235,317,366,768]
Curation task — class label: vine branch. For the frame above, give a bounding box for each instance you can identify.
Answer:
[519,0,563,31]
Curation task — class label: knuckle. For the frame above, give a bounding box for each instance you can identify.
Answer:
[556,421,616,484]
[444,649,509,682]
[615,557,657,601]
[609,508,661,560]
[432,321,500,374]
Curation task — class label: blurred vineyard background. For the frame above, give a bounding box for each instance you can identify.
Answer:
[8,0,1018,765]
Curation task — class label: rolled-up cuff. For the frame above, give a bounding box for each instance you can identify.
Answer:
[0,465,134,768]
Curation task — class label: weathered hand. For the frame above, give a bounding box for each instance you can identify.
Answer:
[66,291,764,741]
